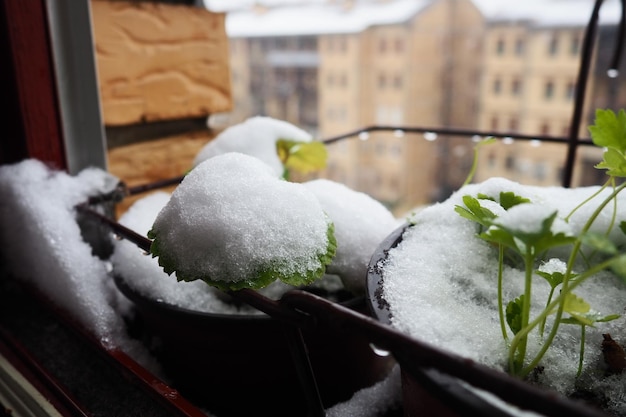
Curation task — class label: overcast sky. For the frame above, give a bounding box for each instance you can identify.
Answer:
[202,0,621,31]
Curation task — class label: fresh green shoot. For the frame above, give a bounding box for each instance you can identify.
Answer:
[454,109,626,379]
[276,139,328,179]
[462,137,497,187]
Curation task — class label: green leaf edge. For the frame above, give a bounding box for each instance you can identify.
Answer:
[147,220,337,291]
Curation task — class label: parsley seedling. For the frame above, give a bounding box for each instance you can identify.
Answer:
[455,109,626,378]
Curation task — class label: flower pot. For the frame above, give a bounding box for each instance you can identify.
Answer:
[367,224,510,417]
[366,222,616,417]
[114,275,394,417]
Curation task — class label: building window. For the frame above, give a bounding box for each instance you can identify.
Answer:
[509,117,519,132]
[496,37,505,55]
[378,73,386,89]
[379,38,387,53]
[395,38,404,53]
[515,38,525,55]
[326,37,334,53]
[565,81,575,100]
[340,73,348,87]
[534,162,547,181]
[339,36,347,53]
[493,78,502,94]
[393,74,403,89]
[548,35,559,56]
[562,125,570,137]
[511,78,522,96]
[544,80,554,99]
[505,155,515,170]
[490,116,499,130]
[570,35,580,56]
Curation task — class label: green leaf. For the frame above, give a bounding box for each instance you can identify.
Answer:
[499,192,531,211]
[561,311,620,327]
[611,254,626,281]
[506,295,524,335]
[580,232,618,255]
[561,293,593,326]
[454,195,497,228]
[595,148,626,177]
[494,211,576,255]
[589,109,626,177]
[480,227,520,252]
[536,270,566,289]
[148,220,337,291]
[277,139,328,175]
[563,293,590,314]
[477,193,496,202]
[596,314,621,323]
[620,221,626,236]
[589,109,626,152]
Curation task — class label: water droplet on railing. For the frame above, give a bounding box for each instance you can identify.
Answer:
[608,68,619,78]
[369,343,391,357]
[472,135,482,143]
[423,132,438,141]
[142,250,150,256]
[502,137,514,145]
[359,131,370,141]
[393,129,405,138]
[113,234,123,241]
[151,381,179,399]
[530,139,542,147]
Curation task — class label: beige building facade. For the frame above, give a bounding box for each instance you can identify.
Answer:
[474,21,616,188]
[222,0,619,214]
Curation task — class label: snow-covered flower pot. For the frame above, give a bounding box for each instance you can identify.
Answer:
[109,149,401,415]
[365,110,626,417]
[367,177,626,417]
[114,274,391,417]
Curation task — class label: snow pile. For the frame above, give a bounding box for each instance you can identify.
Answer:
[150,152,334,290]
[0,159,123,341]
[0,158,402,416]
[382,177,626,398]
[326,365,402,417]
[304,179,399,294]
[194,116,312,176]
[110,191,294,312]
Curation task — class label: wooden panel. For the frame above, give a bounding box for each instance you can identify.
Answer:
[91,1,232,126]
[107,129,214,216]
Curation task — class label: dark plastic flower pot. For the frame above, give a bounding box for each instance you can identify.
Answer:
[114,275,394,417]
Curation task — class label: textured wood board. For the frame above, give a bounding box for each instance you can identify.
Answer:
[91,1,232,126]
[107,129,215,216]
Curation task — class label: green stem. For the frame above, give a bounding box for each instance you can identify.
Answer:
[509,251,534,374]
[462,138,496,187]
[539,286,555,338]
[462,145,480,187]
[517,256,620,377]
[564,179,610,223]
[577,325,586,378]
[518,181,626,377]
[508,183,625,377]
[497,245,508,341]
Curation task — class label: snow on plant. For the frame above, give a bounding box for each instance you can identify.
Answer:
[455,109,626,378]
[193,116,327,179]
[148,153,337,291]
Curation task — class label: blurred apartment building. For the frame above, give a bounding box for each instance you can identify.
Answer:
[219,0,623,214]
[474,3,623,189]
